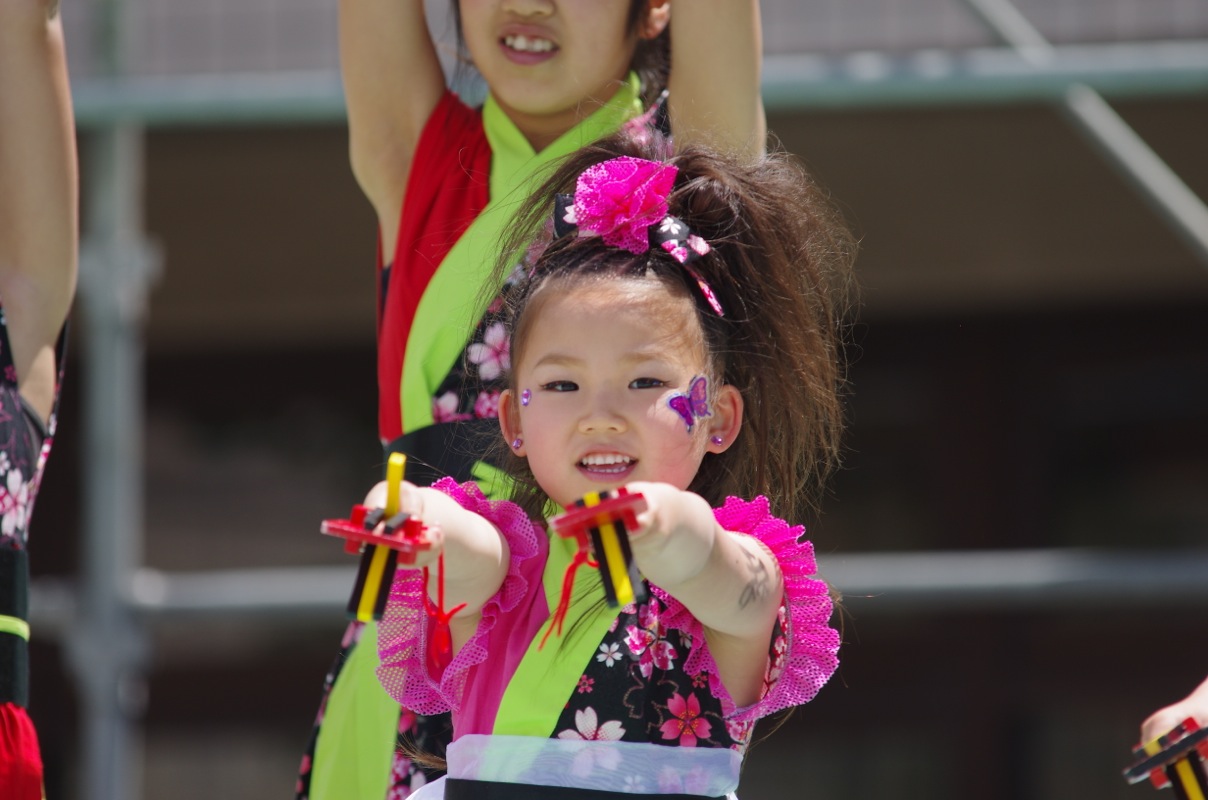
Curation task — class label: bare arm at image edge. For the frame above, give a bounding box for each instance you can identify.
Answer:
[0,0,79,423]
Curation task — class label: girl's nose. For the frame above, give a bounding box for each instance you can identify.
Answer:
[578,396,626,434]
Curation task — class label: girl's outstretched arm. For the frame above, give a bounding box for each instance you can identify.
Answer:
[339,0,446,255]
[667,0,766,158]
[0,0,78,425]
[625,481,783,709]
[363,480,510,653]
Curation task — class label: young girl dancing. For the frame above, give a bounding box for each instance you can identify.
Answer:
[302,2,766,796]
[368,131,856,798]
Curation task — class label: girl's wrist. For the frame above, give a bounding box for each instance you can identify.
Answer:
[634,486,715,583]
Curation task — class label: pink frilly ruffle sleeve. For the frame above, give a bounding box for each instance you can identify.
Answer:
[649,495,840,724]
[376,478,541,716]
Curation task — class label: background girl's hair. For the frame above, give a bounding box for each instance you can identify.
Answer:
[449,0,670,106]
[627,1,671,107]
[487,131,859,525]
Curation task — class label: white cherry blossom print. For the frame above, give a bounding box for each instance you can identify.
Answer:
[467,322,510,381]
[0,468,29,538]
[596,642,622,667]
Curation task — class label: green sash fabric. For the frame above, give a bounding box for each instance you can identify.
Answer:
[0,615,29,641]
[313,78,641,800]
[311,620,400,800]
[491,531,618,741]
[399,75,642,435]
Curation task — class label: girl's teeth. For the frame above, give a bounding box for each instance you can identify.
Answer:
[580,454,632,467]
[505,35,554,53]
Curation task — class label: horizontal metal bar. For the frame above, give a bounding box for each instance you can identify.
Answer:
[761,39,1208,110]
[72,70,349,127]
[28,548,1208,638]
[68,40,1208,128]
[128,565,357,617]
[823,548,1208,613]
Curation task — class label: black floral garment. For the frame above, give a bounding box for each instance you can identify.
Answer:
[549,591,789,754]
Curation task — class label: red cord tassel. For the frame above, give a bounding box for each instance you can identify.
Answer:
[0,702,43,800]
[422,553,466,672]
[539,548,598,650]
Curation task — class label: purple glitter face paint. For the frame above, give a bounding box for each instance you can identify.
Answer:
[520,389,531,407]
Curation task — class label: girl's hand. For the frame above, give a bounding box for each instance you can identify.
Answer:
[360,479,446,571]
[1140,675,1208,743]
[624,481,718,587]
[361,479,509,652]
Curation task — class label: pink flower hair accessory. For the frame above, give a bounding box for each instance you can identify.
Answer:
[551,155,724,315]
[559,156,677,254]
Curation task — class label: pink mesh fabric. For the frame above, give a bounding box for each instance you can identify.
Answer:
[649,495,839,724]
[376,478,540,715]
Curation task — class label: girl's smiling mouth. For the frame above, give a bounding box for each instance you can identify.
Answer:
[578,453,635,477]
[500,33,558,65]
[503,34,556,54]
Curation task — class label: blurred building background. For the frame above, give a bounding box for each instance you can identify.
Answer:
[25,0,1208,798]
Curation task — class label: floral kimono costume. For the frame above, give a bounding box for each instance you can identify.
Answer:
[377,480,841,799]
[299,78,649,800]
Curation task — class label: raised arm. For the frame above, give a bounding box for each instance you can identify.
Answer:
[0,0,78,424]
[339,0,447,254]
[666,0,766,158]
[626,482,784,709]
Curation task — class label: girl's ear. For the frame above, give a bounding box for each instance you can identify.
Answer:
[640,0,671,40]
[498,388,526,456]
[706,382,743,454]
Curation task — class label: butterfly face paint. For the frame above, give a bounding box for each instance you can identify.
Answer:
[667,375,711,433]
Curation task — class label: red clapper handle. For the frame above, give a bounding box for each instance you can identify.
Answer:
[320,454,462,663]
[1124,717,1208,792]
[541,489,648,649]
[320,505,433,563]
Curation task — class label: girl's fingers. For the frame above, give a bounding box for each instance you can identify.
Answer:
[361,480,389,508]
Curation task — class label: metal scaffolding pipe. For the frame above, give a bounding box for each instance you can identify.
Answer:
[761,40,1208,110]
[961,0,1208,267]
[68,0,160,797]
[73,122,155,800]
[30,546,1208,634]
[67,41,1208,127]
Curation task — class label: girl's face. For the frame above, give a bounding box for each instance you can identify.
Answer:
[459,0,664,148]
[501,277,740,509]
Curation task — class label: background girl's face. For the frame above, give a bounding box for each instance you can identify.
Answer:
[505,277,721,509]
[458,0,644,143]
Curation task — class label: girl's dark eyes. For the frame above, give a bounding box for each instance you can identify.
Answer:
[538,378,666,391]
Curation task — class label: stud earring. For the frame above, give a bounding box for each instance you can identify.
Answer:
[520,389,531,407]
[511,437,523,450]
[710,435,724,446]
